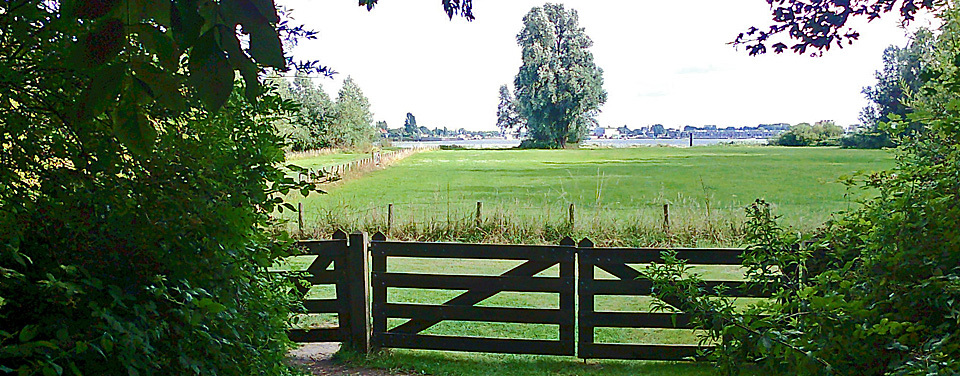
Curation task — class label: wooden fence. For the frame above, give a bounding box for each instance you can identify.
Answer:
[296,146,438,184]
[283,231,765,360]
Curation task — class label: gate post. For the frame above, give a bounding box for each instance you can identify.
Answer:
[343,232,371,354]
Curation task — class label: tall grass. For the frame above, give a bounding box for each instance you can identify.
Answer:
[294,199,751,247]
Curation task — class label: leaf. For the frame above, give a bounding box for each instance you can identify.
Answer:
[132,61,186,113]
[131,24,178,71]
[244,18,285,68]
[128,0,171,25]
[19,325,38,342]
[188,31,234,112]
[113,102,157,156]
[247,0,280,23]
[196,298,227,314]
[171,0,203,48]
[69,18,125,69]
[218,27,262,101]
[72,63,124,123]
[61,0,122,19]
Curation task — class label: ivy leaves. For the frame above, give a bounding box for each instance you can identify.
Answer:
[59,0,288,156]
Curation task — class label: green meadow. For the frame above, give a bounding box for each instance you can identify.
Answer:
[285,145,893,246]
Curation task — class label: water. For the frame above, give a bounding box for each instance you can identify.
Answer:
[393,138,767,149]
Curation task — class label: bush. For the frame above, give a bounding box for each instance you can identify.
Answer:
[774,121,844,146]
[0,88,307,375]
[840,131,895,149]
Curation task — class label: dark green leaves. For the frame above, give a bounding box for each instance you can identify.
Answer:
[69,18,125,69]
[189,31,234,112]
[221,0,285,68]
[113,102,156,156]
[132,24,179,71]
[72,64,125,123]
[61,0,122,19]
[133,61,186,114]
[246,20,285,68]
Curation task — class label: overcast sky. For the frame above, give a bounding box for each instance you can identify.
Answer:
[278,1,936,131]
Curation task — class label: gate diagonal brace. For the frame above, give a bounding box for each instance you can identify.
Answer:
[388,259,557,334]
[594,263,683,310]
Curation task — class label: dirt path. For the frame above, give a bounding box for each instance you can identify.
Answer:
[288,343,420,376]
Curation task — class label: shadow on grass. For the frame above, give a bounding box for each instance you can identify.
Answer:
[352,349,764,376]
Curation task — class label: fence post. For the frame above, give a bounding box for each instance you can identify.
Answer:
[343,232,371,354]
[475,201,483,227]
[297,202,304,235]
[568,203,576,228]
[387,204,394,233]
[663,203,670,233]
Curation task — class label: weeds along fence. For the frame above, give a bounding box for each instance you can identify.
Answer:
[294,200,752,247]
[277,231,767,360]
[294,146,439,184]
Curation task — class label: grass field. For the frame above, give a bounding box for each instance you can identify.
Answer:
[283,145,893,246]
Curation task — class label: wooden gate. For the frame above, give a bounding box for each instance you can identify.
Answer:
[577,238,763,360]
[286,232,769,361]
[369,233,577,356]
[285,231,370,351]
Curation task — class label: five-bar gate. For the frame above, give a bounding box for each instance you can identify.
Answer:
[285,232,767,360]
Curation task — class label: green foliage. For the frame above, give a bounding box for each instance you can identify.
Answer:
[0,1,316,374]
[496,84,523,135]
[774,121,844,146]
[514,3,606,148]
[269,74,377,150]
[643,10,960,372]
[404,113,419,137]
[269,72,337,151]
[332,77,377,148]
[852,28,937,148]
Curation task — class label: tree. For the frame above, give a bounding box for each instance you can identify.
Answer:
[332,76,376,147]
[645,7,960,375]
[847,28,937,148]
[269,71,337,150]
[650,124,666,137]
[514,3,606,148]
[0,1,473,374]
[404,112,419,136]
[496,84,523,135]
[733,0,941,56]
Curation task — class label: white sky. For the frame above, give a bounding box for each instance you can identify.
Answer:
[279,1,937,131]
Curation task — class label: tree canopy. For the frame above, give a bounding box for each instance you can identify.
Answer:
[644,6,960,376]
[496,84,522,136]
[734,0,942,56]
[0,1,473,374]
[513,3,606,148]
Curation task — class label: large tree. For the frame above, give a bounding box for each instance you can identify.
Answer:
[859,29,936,138]
[270,71,337,150]
[332,76,377,147]
[0,0,473,374]
[514,3,606,148]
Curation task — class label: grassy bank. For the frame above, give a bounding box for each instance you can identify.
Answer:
[283,145,893,246]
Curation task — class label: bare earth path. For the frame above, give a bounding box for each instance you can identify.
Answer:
[288,343,420,376]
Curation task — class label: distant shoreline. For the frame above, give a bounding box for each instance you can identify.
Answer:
[392,138,767,149]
